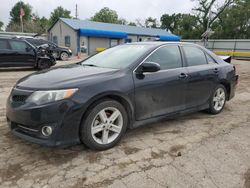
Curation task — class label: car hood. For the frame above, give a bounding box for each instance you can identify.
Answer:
[16,64,118,89]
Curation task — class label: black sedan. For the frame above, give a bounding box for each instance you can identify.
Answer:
[6,42,238,150]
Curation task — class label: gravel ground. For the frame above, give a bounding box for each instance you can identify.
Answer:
[0,58,250,188]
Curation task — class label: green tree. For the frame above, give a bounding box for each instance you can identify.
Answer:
[0,21,3,31]
[49,6,71,26]
[91,7,119,24]
[193,0,236,33]
[128,22,137,26]
[10,1,32,23]
[161,14,175,32]
[212,0,250,39]
[161,13,201,39]
[145,17,158,28]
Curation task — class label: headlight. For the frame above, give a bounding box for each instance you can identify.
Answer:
[68,49,72,53]
[26,88,78,105]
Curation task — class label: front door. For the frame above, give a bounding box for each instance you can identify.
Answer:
[133,45,188,120]
[9,40,36,66]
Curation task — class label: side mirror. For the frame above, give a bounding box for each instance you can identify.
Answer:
[136,62,161,74]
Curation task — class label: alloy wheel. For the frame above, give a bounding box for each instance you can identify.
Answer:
[91,107,123,145]
[60,52,69,61]
[213,88,226,111]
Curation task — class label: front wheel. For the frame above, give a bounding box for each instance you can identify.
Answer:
[207,84,227,114]
[37,59,51,70]
[80,100,128,150]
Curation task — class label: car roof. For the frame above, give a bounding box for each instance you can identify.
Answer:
[127,41,199,47]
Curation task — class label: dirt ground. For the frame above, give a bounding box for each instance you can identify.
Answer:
[0,58,250,188]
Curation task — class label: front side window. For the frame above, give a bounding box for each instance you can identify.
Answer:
[183,46,207,66]
[9,40,28,51]
[146,45,182,70]
[65,36,71,47]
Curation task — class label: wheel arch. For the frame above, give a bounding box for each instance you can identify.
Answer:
[79,92,135,132]
[219,80,231,100]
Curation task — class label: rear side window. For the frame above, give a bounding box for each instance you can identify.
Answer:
[206,54,216,64]
[146,45,182,70]
[183,46,207,66]
[0,39,10,49]
[9,40,28,51]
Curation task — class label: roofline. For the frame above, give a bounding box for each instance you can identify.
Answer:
[48,18,180,39]
[48,17,75,32]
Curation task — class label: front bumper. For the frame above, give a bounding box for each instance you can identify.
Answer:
[6,88,83,147]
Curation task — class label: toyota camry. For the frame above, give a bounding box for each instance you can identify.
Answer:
[6,42,238,150]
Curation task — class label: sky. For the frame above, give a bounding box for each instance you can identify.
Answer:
[0,0,196,26]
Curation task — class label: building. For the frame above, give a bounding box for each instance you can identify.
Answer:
[48,18,180,55]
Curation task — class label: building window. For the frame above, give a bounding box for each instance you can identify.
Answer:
[65,36,71,47]
[52,36,58,45]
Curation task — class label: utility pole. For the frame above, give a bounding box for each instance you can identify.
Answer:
[75,4,78,19]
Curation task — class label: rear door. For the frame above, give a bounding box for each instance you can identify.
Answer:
[9,40,36,66]
[181,45,219,108]
[133,45,188,120]
[0,39,12,66]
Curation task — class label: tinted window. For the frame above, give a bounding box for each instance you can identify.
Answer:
[9,40,28,51]
[146,45,182,70]
[206,54,216,64]
[183,46,207,66]
[0,39,9,49]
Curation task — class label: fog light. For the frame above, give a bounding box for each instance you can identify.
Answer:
[41,126,53,136]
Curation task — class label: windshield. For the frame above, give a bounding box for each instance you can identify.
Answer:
[81,44,154,69]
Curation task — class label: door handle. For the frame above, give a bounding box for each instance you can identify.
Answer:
[214,68,219,73]
[179,73,188,79]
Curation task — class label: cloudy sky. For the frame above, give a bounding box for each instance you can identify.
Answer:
[0,0,196,25]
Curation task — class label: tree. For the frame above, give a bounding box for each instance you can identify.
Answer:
[49,6,71,26]
[128,22,137,26]
[91,7,120,24]
[145,17,159,28]
[161,14,175,32]
[0,21,3,31]
[9,1,32,23]
[212,0,250,39]
[161,13,201,39]
[192,0,236,33]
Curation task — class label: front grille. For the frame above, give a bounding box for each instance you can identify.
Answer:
[12,95,28,102]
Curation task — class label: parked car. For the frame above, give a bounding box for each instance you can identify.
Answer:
[6,42,238,150]
[24,38,72,61]
[0,37,56,69]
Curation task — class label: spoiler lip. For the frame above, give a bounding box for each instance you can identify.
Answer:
[218,55,231,63]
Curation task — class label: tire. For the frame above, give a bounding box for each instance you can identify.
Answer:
[60,52,69,61]
[207,84,227,114]
[37,59,51,70]
[80,99,128,150]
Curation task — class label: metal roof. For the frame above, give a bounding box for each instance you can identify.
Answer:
[59,18,178,37]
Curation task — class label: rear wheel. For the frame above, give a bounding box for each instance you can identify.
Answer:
[207,84,227,114]
[80,100,128,150]
[60,52,69,61]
